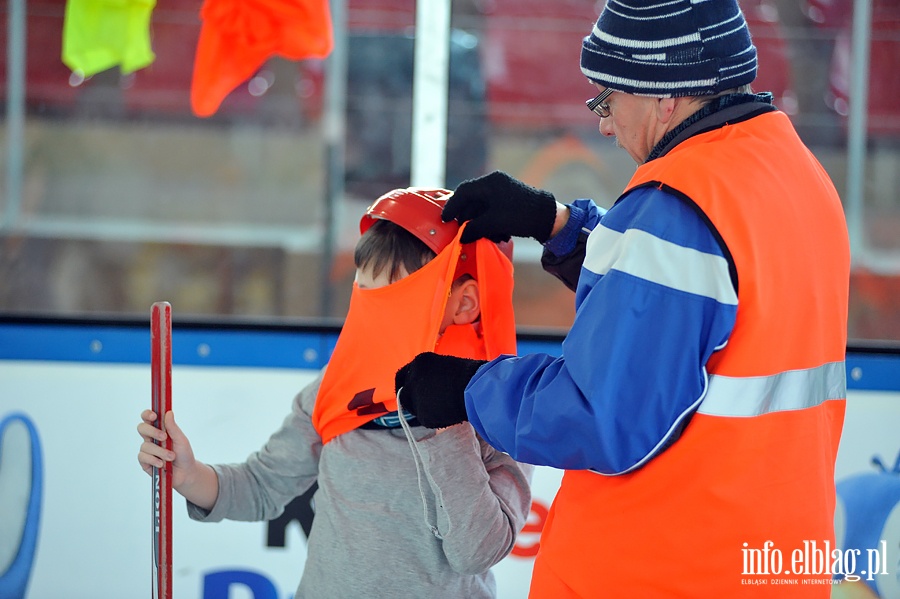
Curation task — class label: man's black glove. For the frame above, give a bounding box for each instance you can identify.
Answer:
[395,352,487,429]
[443,171,557,244]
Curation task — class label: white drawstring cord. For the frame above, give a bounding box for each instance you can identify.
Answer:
[396,388,443,539]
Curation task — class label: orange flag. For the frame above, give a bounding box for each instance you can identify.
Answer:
[191,0,333,117]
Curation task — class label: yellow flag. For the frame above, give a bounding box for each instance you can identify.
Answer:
[62,0,157,76]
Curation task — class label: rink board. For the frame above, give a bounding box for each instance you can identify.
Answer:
[0,317,898,598]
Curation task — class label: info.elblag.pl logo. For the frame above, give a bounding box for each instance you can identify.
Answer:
[742,540,890,584]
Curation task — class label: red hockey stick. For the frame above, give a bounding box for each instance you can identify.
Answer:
[151,301,173,599]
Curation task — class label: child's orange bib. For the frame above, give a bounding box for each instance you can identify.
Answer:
[312,228,516,444]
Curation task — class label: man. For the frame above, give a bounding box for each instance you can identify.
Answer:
[395,1,850,597]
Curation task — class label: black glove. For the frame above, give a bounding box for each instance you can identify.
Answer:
[443,171,557,244]
[395,352,487,429]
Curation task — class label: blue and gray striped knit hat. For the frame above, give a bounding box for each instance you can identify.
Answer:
[580,0,758,97]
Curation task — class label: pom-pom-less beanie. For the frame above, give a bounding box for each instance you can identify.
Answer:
[580,0,757,97]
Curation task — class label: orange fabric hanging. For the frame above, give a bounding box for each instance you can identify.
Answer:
[312,228,516,444]
[190,0,333,117]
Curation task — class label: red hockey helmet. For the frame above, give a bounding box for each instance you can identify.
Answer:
[359,186,512,276]
[360,187,458,255]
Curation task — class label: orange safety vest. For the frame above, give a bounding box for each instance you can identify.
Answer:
[530,111,850,598]
[312,228,517,444]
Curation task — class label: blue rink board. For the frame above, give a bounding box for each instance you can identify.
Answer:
[0,316,898,392]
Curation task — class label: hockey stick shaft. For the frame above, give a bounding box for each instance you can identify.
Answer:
[151,301,172,599]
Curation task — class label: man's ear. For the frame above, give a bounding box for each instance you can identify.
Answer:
[451,279,480,325]
[657,97,678,123]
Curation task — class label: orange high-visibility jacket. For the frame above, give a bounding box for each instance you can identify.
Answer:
[531,110,850,598]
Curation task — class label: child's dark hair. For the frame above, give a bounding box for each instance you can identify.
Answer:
[354,219,436,283]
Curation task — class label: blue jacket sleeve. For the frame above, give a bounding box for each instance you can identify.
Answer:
[465,186,738,474]
[541,199,605,291]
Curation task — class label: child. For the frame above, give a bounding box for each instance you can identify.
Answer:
[137,187,534,598]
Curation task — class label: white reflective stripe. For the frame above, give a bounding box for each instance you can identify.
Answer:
[698,361,847,417]
[584,225,737,305]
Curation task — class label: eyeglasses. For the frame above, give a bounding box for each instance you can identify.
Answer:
[585,88,614,118]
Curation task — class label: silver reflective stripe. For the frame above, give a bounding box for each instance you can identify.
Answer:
[584,225,737,306]
[698,361,847,417]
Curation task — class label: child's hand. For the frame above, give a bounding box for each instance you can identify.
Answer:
[137,410,196,491]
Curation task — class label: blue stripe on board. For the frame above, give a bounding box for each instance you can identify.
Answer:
[845,353,900,392]
[0,321,897,392]
[0,323,337,370]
